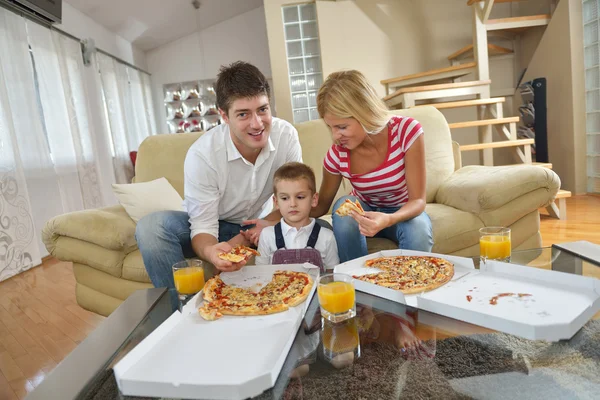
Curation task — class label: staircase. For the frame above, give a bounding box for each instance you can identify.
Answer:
[380,0,570,219]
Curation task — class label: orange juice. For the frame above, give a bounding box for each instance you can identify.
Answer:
[480,235,511,260]
[318,281,355,314]
[173,267,205,294]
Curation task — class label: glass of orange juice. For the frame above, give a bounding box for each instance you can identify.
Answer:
[479,227,511,263]
[172,259,205,310]
[317,274,356,323]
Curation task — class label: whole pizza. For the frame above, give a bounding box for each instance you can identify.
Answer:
[198,270,313,321]
[353,256,454,294]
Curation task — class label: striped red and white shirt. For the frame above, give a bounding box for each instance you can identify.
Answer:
[323,116,423,208]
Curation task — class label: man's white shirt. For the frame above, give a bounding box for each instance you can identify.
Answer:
[255,218,340,269]
[183,117,302,239]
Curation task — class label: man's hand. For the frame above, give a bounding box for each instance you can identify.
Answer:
[351,211,392,237]
[240,219,276,246]
[205,242,247,272]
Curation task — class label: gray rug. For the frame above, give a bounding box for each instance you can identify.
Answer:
[270,320,600,400]
[93,320,600,400]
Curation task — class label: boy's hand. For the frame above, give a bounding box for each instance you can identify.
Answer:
[206,242,247,272]
[240,219,275,246]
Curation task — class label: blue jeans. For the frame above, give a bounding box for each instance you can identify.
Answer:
[135,211,245,311]
[332,195,434,263]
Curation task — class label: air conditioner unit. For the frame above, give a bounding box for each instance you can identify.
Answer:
[0,0,62,24]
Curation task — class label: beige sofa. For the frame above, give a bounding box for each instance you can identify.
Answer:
[42,107,560,316]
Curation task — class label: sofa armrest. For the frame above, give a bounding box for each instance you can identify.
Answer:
[435,165,561,214]
[43,205,138,255]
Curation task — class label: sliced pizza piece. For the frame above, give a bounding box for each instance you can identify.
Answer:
[335,199,366,217]
[198,304,223,321]
[218,245,261,263]
[212,299,289,316]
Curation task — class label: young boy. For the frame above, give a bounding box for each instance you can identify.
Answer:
[255,162,339,269]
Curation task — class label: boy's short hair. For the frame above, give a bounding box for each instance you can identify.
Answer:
[215,61,271,115]
[273,162,316,194]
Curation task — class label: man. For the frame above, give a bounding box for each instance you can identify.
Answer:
[136,61,302,307]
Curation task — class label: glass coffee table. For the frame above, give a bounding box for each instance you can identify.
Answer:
[27,246,600,400]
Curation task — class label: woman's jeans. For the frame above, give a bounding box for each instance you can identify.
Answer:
[332,195,434,263]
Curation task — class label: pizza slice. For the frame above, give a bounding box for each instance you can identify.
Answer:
[218,245,261,263]
[335,199,365,217]
[198,304,223,321]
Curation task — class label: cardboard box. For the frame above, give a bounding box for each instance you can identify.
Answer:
[114,264,319,400]
[336,250,600,341]
[334,249,475,307]
[417,260,600,341]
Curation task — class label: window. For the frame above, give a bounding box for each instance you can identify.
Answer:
[282,3,323,124]
[584,0,600,193]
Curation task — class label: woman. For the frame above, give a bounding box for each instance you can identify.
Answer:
[311,70,433,262]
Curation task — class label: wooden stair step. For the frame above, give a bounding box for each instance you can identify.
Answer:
[381,62,476,89]
[449,117,519,129]
[507,162,553,169]
[486,14,551,32]
[410,97,505,110]
[383,80,491,102]
[556,189,572,199]
[448,44,513,62]
[460,138,534,152]
[467,0,527,5]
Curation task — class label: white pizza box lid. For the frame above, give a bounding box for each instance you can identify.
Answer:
[417,260,600,341]
[113,263,320,400]
[333,249,476,308]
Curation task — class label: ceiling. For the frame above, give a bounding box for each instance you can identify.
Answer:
[65,0,265,51]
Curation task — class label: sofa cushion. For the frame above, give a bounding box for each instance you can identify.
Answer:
[426,203,485,255]
[112,177,185,223]
[122,250,152,283]
[135,132,203,197]
[53,236,125,277]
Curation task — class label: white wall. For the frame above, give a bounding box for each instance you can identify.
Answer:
[146,6,270,133]
[57,2,147,69]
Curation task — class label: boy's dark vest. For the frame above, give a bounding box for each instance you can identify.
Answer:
[271,222,324,272]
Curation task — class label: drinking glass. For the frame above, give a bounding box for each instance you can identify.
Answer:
[317,274,356,323]
[172,259,205,310]
[479,227,511,263]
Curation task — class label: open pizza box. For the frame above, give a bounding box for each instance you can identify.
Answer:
[334,249,477,308]
[335,250,600,341]
[113,263,319,400]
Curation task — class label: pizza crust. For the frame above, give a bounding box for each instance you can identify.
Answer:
[335,199,366,217]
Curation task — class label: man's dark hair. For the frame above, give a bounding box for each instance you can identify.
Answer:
[215,61,271,115]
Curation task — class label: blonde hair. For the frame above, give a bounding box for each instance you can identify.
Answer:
[317,70,390,134]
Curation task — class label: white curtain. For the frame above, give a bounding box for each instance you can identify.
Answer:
[0,8,43,279]
[97,53,156,184]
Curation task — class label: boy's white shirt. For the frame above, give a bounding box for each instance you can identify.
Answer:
[255,218,340,268]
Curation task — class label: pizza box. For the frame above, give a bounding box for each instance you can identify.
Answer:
[113,263,319,400]
[416,260,600,341]
[333,249,476,308]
